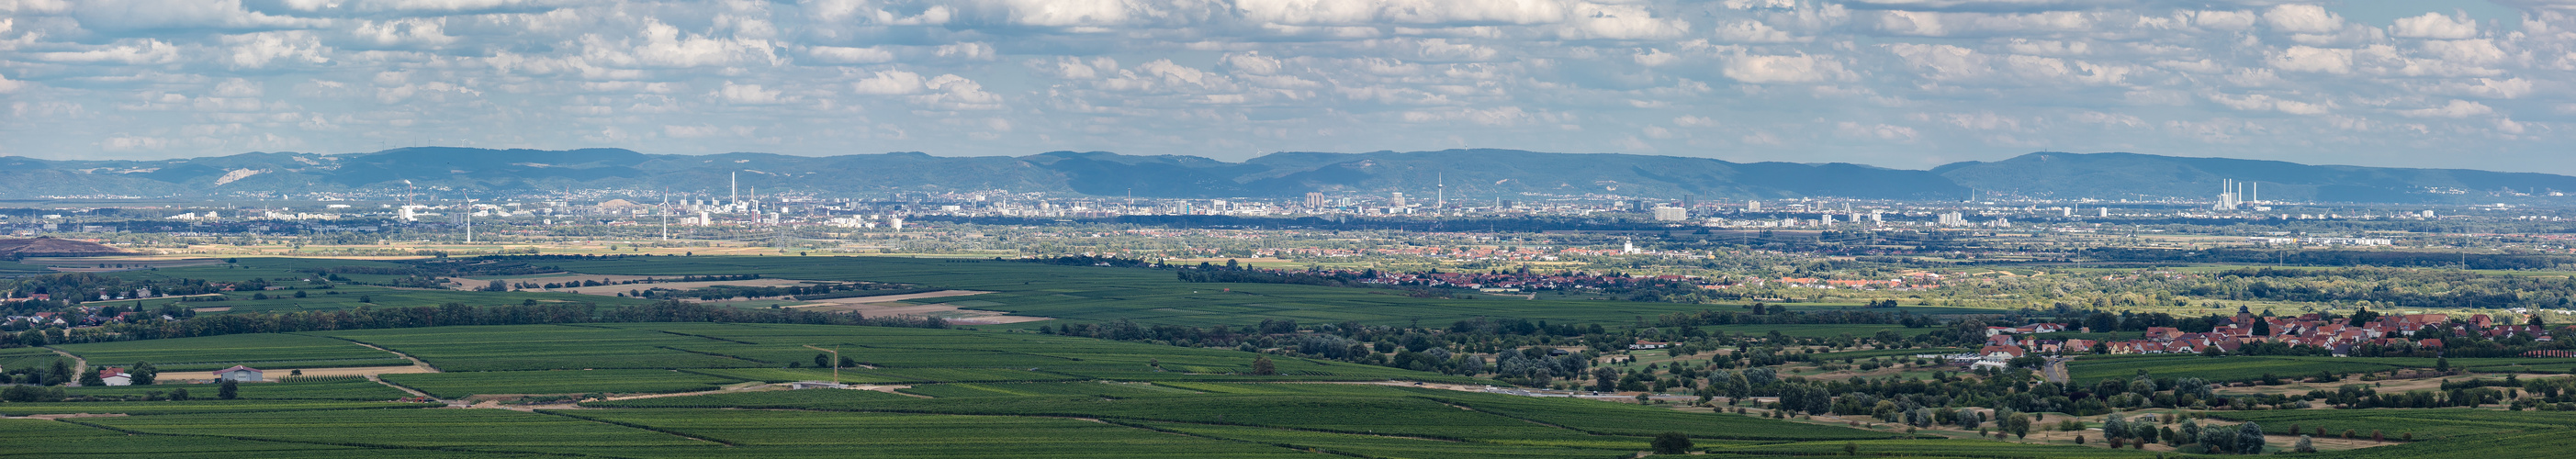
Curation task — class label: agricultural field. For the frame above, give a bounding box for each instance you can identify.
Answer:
[0,400,435,416]
[554,409,1314,457]
[310,325,771,372]
[0,418,388,457]
[538,256,1979,327]
[2066,354,2415,383]
[2214,409,2576,441]
[173,285,656,314]
[51,333,411,373]
[0,346,63,372]
[67,376,411,400]
[378,370,746,398]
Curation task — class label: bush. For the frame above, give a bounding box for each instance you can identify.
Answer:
[1651,431,1693,454]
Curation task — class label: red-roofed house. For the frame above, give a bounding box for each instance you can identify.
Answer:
[98,367,131,386]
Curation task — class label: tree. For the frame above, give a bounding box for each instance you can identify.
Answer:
[219,380,239,399]
[170,387,191,401]
[1252,356,1277,375]
[131,362,157,385]
[2237,421,2267,453]
[838,356,858,368]
[814,353,830,368]
[1844,442,1858,455]
[2435,357,2450,372]
[2294,435,2316,453]
[1651,431,1693,454]
[78,369,104,386]
[48,359,71,386]
[484,280,509,292]
[2005,413,2033,439]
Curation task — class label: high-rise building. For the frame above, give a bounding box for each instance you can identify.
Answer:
[2098,207,2109,218]
[1652,207,1687,221]
[1305,192,1324,208]
[1390,192,1406,207]
[1744,201,1761,212]
[1938,211,1966,226]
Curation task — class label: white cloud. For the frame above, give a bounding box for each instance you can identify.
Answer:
[223,31,332,69]
[72,0,329,31]
[850,70,927,95]
[1673,116,1718,128]
[1835,121,1917,142]
[2206,93,2331,116]
[31,39,184,65]
[1712,20,1798,42]
[351,17,457,48]
[1238,0,1569,26]
[2390,12,2476,39]
[714,82,789,105]
[1557,3,1689,39]
[2261,5,2341,34]
[0,73,26,94]
[935,42,996,61]
[805,46,895,64]
[2397,99,2492,118]
[1724,53,1842,84]
[2268,46,2352,73]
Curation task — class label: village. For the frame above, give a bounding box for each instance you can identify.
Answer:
[1975,309,2558,364]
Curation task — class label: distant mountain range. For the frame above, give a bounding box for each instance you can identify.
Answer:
[5,148,2569,204]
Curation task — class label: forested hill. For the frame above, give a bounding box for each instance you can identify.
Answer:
[6,148,2567,204]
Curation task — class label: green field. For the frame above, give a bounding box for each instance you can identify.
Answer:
[52,333,411,373]
[67,376,411,400]
[540,256,1996,328]
[2070,354,2404,382]
[0,400,435,416]
[311,325,771,372]
[169,285,655,314]
[0,346,64,373]
[380,370,746,398]
[2214,409,2576,440]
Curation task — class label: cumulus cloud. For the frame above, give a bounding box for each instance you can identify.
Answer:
[2261,5,2341,34]
[2390,12,2476,39]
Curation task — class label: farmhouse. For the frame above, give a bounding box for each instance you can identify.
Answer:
[213,365,264,382]
[99,367,131,386]
[1627,340,1670,350]
[1970,345,2027,370]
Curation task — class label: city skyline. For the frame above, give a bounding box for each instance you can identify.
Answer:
[1,1,2570,174]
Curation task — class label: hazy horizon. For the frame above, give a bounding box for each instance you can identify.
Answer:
[2,1,2570,174]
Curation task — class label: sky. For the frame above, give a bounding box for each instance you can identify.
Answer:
[1,0,2571,174]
